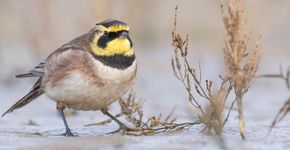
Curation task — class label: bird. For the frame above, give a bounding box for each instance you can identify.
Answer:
[2,19,137,136]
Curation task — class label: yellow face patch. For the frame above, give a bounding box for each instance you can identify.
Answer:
[91,36,133,56]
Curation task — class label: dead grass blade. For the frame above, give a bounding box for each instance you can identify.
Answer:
[270,98,290,130]
[258,65,290,130]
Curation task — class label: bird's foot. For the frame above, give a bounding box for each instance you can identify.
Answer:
[62,129,76,137]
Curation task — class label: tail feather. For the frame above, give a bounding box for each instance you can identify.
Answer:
[2,78,44,117]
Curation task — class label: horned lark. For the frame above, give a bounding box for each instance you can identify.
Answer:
[2,20,137,136]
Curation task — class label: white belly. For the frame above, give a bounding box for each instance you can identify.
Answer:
[44,61,137,110]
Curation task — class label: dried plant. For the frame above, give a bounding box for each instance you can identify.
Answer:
[85,88,200,136]
[221,0,261,139]
[171,0,260,139]
[124,106,200,136]
[171,6,233,136]
[258,66,290,129]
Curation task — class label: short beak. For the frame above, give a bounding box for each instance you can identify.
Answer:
[119,31,129,38]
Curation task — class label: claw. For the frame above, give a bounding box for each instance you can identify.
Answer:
[62,129,76,137]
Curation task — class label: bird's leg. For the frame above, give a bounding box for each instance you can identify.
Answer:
[101,108,130,134]
[56,102,75,137]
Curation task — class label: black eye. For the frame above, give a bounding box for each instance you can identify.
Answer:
[108,32,118,39]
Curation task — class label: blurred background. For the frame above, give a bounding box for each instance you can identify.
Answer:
[0,0,289,82]
[0,1,289,149]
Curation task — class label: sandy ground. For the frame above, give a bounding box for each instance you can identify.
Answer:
[0,48,289,150]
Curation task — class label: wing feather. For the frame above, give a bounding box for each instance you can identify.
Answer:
[15,62,45,78]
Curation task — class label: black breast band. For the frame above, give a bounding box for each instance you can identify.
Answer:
[92,54,135,70]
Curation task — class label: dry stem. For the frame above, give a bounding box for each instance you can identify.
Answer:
[258,66,290,130]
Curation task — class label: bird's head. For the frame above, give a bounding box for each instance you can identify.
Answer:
[89,20,133,57]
